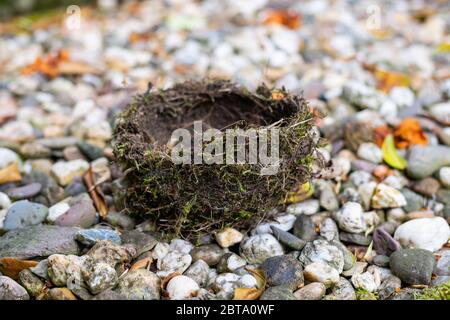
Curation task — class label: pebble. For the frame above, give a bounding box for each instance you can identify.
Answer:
[184,260,210,287]
[0,276,30,300]
[324,277,356,300]
[407,145,450,179]
[54,193,97,228]
[339,232,372,246]
[412,177,441,197]
[51,159,90,186]
[86,241,131,271]
[260,285,297,300]
[46,287,77,300]
[18,269,45,298]
[190,244,224,266]
[293,282,326,300]
[115,269,160,300]
[121,230,157,256]
[351,272,379,292]
[212,273,240,299]
[357,143,383,164]
[298,240,344,273]
[390,249,436,285]
[318,182,339,212]
[270,226,306,250]
[349,170,373,187]
[342,261,367,277]
[293,215,318,241]
[104,211,136,230]
[157,251,192,277]
[166,275,199,300]
[319,218,339,241]
[261,255,304,290]
[2,200,48,231]
[82,261,118,294]
[216,253,246,273]
[6,183,42,200]
[434,249,450,276]
[76,229,122,247]
[47,254,84,286]
[334,202,367,234]
[215,228,243,248]
[438,167,450,188]
[169,239,194,254]
[401,188,425,213]
[377,275,402,300]
[303,262,339,288]
[394,217,450,252]
[287,199,320,215]
[373,227,402,256]
[239,234,284,264]
[371,184,407,209]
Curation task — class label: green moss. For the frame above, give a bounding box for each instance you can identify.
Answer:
[356,288,378,300]
[413,281,450,300]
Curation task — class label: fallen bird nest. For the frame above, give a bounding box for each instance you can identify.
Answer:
[113,80,318,236]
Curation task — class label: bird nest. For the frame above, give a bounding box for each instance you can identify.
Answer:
[113,80,317,236]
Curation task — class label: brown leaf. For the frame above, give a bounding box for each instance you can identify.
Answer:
[0,257,38,279]
[373,125,392,147]
[264,10,301,30]
[83,167,108,218]
[0,163,22,184]
[129,257,153,272]
[374,69,410,93]
[160,272,181,298]
[233,268,266,300]
[393,118,428,149]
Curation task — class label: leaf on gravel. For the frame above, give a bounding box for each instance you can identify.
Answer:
[0,257,38,280]
[0,163,22,184]
[382,134,408,170]
[285,181,314,203]
[373,124,392,147]
[233,268,266,300]
[129,257,153,272]
[374,69,410,93]
[264,10,301,29]
[393,117,428,149]
[83,167,108,218]
[160,272,181,298]
[434,42,450,54]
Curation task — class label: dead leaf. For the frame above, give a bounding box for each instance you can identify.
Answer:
[160,272,181,298]
[83,167,108,218]
[285,181,314,203]
[233,268,266,300]
[374,69,410,93]
[0,163,22,184]
[129,257,153,272]
[264,10,301,29]
[373,125,392,147]
[0,257,38,280]
[394,118,428,149]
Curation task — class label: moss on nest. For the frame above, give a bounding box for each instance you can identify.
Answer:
[113,80,317,236]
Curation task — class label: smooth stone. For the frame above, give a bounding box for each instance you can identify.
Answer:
[394,217,450,252]
[330,240,355,271]
[342,261,367,277]
[431,276,450,287]
[51,159,90,186]
[287,199,320,215]
[77,141,104,161]
[29,260,49,279]
[184,260,210,287]
[36,137,79,149]
[6,183,42,200]
[334,202,367,234]
[114,269,160,300]
[373,255,390,267]
[293,282,326,300]
[390,249,436,285]
[216,253,246,273]
[104,211,136,230]
[0,148,19,170]
[120,230,157,256]
[438,167,450,188]
[351,272,378,292]
[157,251,192,277]
[76,229,122,247]
[270,226,306,250]
[19,143,51,159]
[304,262,339,288]
[378,275,402,300]
[434,249,450,276]
[261,255,304,290]
[339,232,372,246]
[293,215,318,241]
[389,288,421,300]
[3,200,48,231]
[371,184,407,209]
[215,228,243,248]
[318,182,339,212]
[211,273,239,299]
[338,187,362,205]
[22,171,65,206]
[260,285,296,300]
[47,254,84,286]
[401,188,425,212]
[298,240,344,273]
[357,143,383,164]
[239,234,284,264]
[358,181,377,210]
[47,202,71,223]
[437,189,450,205]
[373,227,402,256]
[54,194,97,228]
[324,277,356,300]
[349,171,373,187]
[190,244,224,266]
[0,276,30,300]
[46,288,77,300]
[0,225,79,259]
[86,241,131,270]
[18,269,45,298]
[167,275,200,300]
[64,181,87,197]
[407,145,450,180]
[412,177,441,197]
[170,239,194,255]
[319,218,339,241]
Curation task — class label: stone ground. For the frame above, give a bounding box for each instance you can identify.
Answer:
[0,0,450,300]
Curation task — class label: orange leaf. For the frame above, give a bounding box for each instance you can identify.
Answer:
[374,69,410,93]
[233,268,266,300]
[0,257,38,280]
[394,118,428,149]
[373,125,392,147]
[0,163,22,184]
[129,257,153,272]
[264,10,301,29]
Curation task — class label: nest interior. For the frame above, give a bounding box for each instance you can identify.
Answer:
[113,80,317,237]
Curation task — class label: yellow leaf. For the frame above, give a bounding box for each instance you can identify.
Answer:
[233,268,266,300]
[382,135,408,170]
[434,43,450,54]
[0,163,21,184]
[375,69,410,93]
[285,181,314,203]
